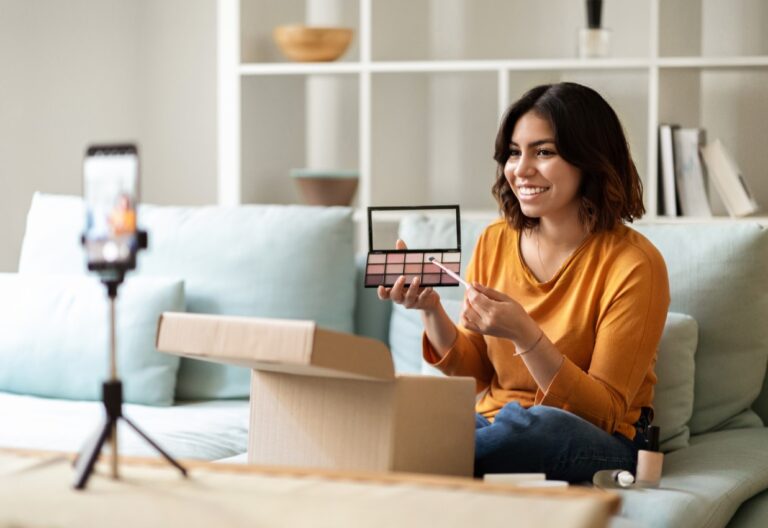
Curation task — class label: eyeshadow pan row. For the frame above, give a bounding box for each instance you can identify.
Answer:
[364,251,462,287]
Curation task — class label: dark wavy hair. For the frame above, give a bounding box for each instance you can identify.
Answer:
[491,82,645,233]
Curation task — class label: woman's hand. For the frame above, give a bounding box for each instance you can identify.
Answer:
[377,239,441,312]
[460,282,533,341]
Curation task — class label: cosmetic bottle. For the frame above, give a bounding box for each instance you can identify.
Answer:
[636,425,663,488]
[592,469,635,489]
[578,0,611,58]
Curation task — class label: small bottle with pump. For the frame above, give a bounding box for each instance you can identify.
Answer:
[636,425,663,488]
[592,469,635,489]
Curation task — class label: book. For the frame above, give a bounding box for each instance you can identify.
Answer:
[658,124,678,217]
[700,139,759,217]
[672,128,712,217]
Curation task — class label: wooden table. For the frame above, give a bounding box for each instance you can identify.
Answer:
[0,450,620,528]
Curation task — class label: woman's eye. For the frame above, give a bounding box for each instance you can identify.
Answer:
[508,149,521,158]
[537,149,555,157]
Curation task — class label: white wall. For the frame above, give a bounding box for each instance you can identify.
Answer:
[0,0,217,272]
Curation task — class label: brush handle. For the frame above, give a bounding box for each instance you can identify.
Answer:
[429,258,469,289]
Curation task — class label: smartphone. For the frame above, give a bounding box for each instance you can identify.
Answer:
[82,144,140,271]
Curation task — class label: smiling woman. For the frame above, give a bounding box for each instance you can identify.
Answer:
[379,82,670,483]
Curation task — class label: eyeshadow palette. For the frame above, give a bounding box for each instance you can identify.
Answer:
[365,205,462,288]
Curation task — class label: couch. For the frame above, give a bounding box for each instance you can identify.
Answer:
[2,193,767,528]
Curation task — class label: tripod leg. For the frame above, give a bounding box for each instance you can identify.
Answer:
[73,418,113,490]
[121,415,188,477]
[73,420,107,468]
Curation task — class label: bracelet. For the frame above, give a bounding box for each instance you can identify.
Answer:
[514,330,545,357]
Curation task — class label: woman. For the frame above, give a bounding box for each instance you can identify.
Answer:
[378,82,670,482]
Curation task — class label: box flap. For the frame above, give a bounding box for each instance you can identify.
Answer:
[157,312,395,381]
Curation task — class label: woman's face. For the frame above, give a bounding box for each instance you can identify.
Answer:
[504,111,582,223]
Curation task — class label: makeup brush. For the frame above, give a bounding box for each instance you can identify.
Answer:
[428,256,469,289]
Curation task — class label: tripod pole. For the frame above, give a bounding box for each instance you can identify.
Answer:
[108,285,119,479]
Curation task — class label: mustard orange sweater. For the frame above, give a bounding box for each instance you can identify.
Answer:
[423,220,670,440]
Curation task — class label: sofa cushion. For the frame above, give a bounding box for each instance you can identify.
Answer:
[653,313,698,453]
[616,428,768,528]
[0,392,248,460]
[728,487,768,528]
[18,193,357,400]
[0,274,183,405]
[633,223,768,434]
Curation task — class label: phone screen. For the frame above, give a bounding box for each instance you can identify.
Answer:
[83,145,139,269]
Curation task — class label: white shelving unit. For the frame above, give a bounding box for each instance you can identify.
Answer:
[218,0,768,227]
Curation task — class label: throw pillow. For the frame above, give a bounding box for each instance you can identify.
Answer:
[653,313,698,452]
[0,274,184,405]
[18,193,357,400]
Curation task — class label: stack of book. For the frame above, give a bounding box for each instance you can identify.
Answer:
[657,124,759,218]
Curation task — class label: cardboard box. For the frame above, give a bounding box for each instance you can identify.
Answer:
[157,312,476,477]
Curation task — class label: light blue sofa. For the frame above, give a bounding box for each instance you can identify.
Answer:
[2,194,767,528]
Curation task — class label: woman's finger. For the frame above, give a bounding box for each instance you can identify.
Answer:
[377,285,390,300]
[389,275,407,303]
[417,286,433,305]
[403,276,421,308]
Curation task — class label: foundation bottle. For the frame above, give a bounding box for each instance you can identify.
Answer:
[636,425,663,488]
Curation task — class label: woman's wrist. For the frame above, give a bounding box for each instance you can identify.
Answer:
[509,315,543,351]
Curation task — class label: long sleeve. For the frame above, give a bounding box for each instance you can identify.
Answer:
[422,230,494,391]
[537,243,670,435]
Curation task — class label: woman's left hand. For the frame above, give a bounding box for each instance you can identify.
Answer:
[460,282,531,341]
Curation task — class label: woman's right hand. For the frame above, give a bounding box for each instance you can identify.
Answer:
[377,239,441,312]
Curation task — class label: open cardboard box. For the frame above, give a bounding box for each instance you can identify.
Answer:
[156,312,476,477]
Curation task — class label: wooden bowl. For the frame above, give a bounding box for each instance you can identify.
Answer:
[273,25,353,62]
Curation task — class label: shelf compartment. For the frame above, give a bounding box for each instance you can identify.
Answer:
[240,0,360,64]
[659,0,768,58]
[241,75,359,205]
[371,0,650,61]
[658,67,768,217]
[370,72,499,211]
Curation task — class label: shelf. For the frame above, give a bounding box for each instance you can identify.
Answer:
[638,216,768,225]
[239,58,654,76]
[223,0,768,228]
[240,56,768,77]
[657,56,768,68]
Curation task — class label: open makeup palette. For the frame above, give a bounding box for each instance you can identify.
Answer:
[364,205,462,288]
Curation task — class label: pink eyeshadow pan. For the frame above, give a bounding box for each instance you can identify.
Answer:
[368,254,386,264]
[442,274,459,285]
[442,252,461,263]
[422,273,441,285]
[366,275,385,286]
[387,253,405,263]
[444,262,460,273]
[406,253,423,263]
[386,263,404,274]
[385,274,401,284]
[424,263,440,274]
[404,263,422,273]
[367,264,385,274]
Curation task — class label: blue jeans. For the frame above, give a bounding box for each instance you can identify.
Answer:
[474,402,642,482]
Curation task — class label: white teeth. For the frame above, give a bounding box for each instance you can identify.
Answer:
[518,187,549,196]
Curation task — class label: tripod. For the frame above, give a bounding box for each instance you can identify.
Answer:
[73,277,187,490]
